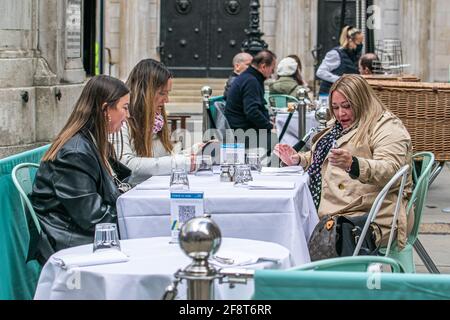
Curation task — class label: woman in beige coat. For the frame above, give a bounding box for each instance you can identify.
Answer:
[275,74,412,249]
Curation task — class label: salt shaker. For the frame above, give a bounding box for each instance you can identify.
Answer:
[220,164,233,182]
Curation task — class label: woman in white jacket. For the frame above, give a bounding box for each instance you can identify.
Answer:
[119,59,198,185]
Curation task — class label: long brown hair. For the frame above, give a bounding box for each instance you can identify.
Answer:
[43,75,130,172]
[329,74,387,146]
[126,59,173,157]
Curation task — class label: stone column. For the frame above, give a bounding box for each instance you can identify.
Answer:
[119,0,160,80]
[0,0,86,157]
[400,0,431,81]
[274,0,316,86]
[429,0,450,82]
[38,0,85,84]
[35,0,85,142]
[0,0,38,149]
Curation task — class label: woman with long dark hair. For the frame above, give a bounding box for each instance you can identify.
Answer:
[31,75,130,263]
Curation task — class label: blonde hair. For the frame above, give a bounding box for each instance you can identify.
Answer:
[43,75,129,173]
[126,59,173,157]
[329,74,388,146]
[339,26,362,49]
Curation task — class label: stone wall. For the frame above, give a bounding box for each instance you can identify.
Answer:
[104,0,121,78]
[118,0,160,80]
[430,0,450,82]
[373,0,400,41]
[0,0,85,158]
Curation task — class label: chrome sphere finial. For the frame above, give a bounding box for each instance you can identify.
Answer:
[315,102,329,128]
[179,216,222,260]
[201,86,213,98]
[296,87,307,100]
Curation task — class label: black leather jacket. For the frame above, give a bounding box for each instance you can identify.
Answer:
[31,131,130,263]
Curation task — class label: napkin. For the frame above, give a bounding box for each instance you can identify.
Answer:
[209,251,281,267]
[135,183,169,190]
[247,181,296,190]
[260,166,304,175]
[53,249,129,269]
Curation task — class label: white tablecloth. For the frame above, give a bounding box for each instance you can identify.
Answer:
[117,173,318,265]
[276,111,319,146]
[34,237,291,300]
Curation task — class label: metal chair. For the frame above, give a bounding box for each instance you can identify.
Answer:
[353,164,410,257]
[12,163,41,234]
[267,94,298,109]
[290,256,405,273]
[386,152,435,273]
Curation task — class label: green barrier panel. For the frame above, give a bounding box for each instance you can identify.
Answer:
[254,269,450,300]
[0,145,50,300]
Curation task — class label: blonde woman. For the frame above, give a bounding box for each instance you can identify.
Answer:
[316,26,364,95]
[31,75,131,263]
[120,59,201,185]
[275,74,413,250]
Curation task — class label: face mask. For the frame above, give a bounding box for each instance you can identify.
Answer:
[152,113,165,134]
[356,44,363,52]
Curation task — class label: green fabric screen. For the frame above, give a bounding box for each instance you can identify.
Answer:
[254,269,450,300]
[208,95,225,126]
[0,145,49,300]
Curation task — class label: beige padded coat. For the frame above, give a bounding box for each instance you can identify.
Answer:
[298,112,413,249]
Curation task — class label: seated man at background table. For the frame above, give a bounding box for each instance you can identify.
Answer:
[223,52,253,100]
[359,52,379,75]
[225,50,277,155]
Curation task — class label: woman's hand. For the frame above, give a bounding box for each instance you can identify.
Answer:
[274,144,300,166]
[328,148,353,171]
[190,153,196,173]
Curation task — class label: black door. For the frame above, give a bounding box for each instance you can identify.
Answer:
[316,0,374,66]
[160,0,250,78]
[317,0,357,65]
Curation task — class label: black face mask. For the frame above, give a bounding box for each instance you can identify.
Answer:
[356,44,363,53]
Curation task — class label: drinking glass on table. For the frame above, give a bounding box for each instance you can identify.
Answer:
[93,223,121,252]
[170,156,190,190]
[246,153,262,172]
[195,155,214,176]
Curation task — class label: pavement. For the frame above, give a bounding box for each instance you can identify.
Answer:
[414,163,450,273]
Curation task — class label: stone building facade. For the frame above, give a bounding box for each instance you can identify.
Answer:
[105,0,450,83]
[1,0,449,156]
[0,0,85,157]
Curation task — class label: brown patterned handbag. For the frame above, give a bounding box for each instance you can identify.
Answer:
[308,214,381,262]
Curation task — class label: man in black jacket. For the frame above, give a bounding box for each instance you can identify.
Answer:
[224,50,277,157]
[225,50,276,131]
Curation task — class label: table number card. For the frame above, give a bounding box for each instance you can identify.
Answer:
[220,143,245,164]
[170,192,204,243]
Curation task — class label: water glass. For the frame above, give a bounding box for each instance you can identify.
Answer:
[234,164,253,186]
[170,168,190,190]
[93,223,121,252]
[246,153,262,172]
[195,155,214,176]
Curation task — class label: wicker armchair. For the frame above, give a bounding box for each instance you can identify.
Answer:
[367,80,450,162]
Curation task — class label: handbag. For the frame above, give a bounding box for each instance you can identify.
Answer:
[308,213,382,262]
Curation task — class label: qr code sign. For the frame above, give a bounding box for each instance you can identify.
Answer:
[179,205,196,223]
